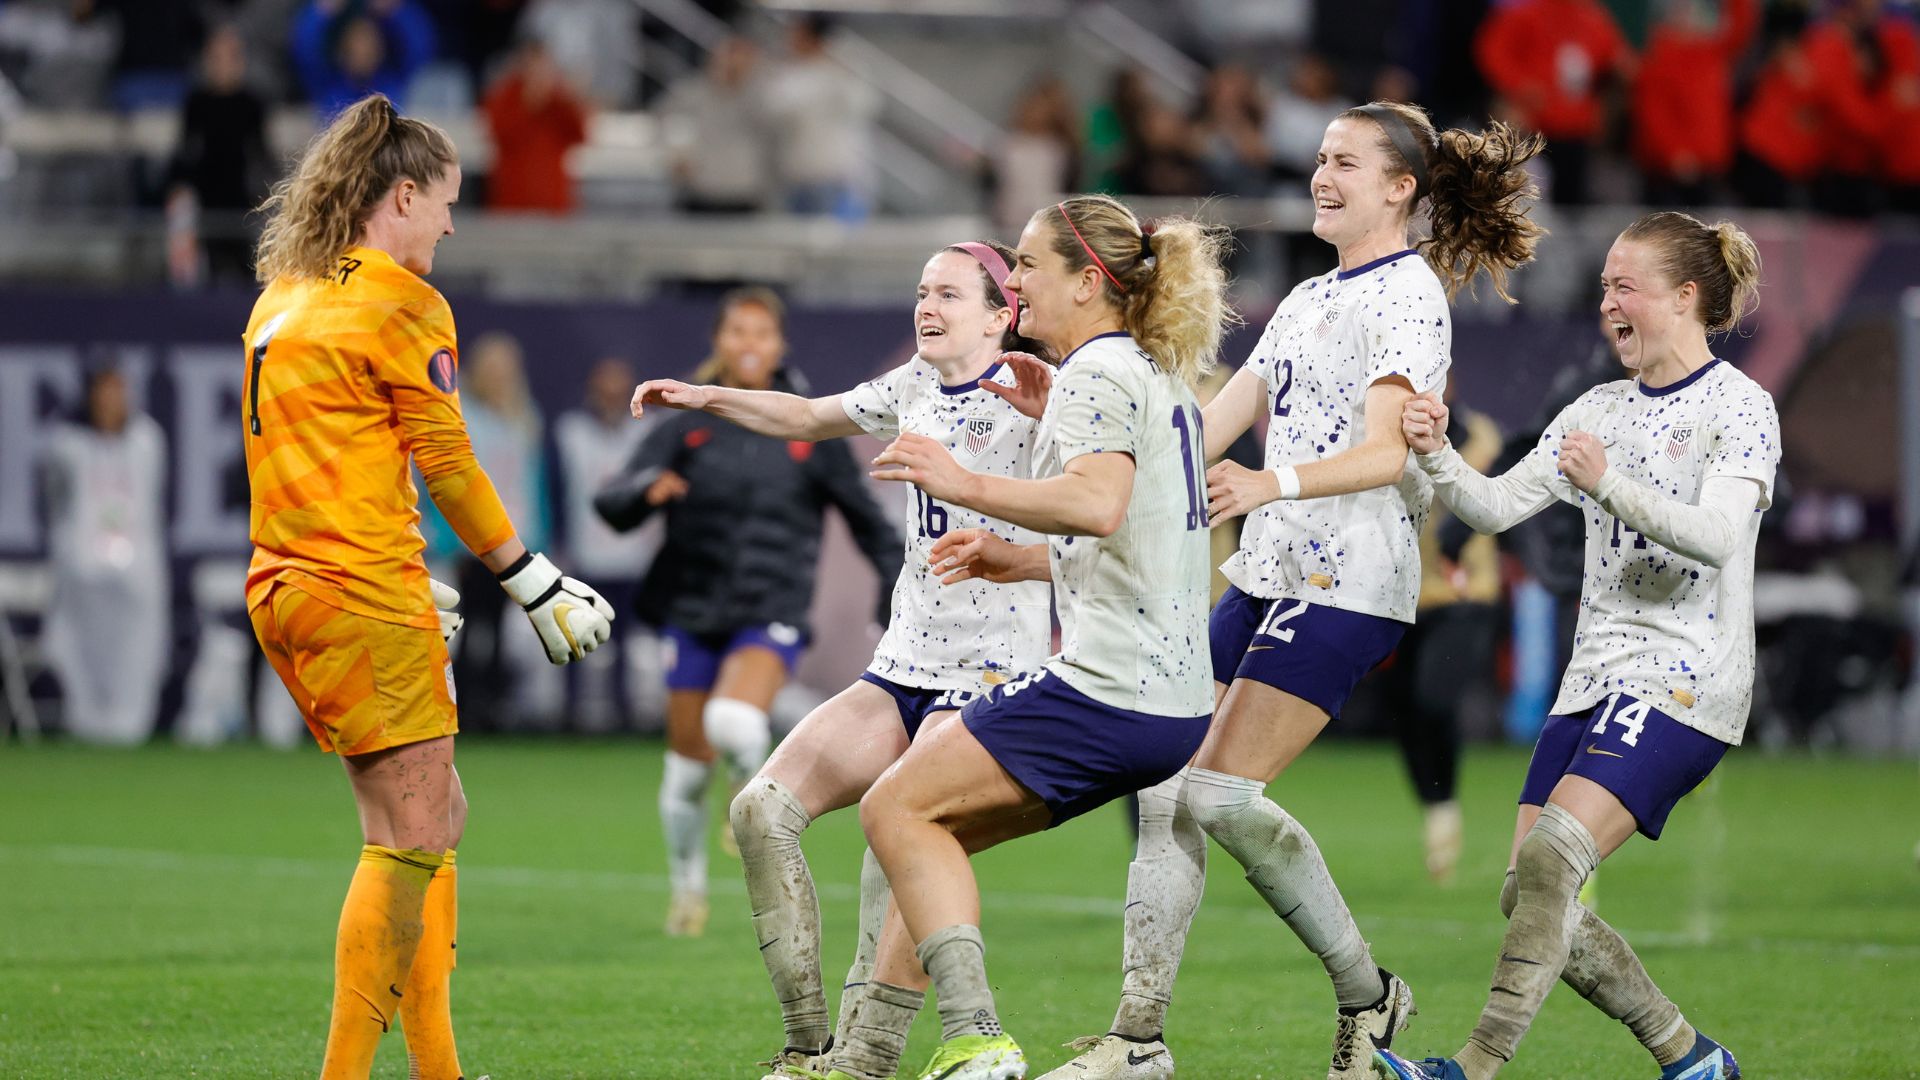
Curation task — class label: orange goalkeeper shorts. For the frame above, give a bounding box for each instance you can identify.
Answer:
[250,580,458,756]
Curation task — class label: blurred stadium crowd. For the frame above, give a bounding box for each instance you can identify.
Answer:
[3,0,1920,245]
[0,0,1915,760]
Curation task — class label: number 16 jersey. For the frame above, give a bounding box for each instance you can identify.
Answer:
[842,357,1051,694]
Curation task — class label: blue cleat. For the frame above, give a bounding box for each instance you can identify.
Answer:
[1370,1049,1467,1080]
[1658,1032,1740,1080]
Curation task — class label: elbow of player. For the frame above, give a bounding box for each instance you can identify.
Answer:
[1076,500,1127,539]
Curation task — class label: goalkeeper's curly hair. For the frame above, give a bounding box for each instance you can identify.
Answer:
[1344,101,1547,304]
[254,94,457,284]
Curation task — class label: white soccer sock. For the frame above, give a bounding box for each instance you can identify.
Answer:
[917,924,1000,1040]
[731,776,831,1052]
[1186,768,1382,1009]
[1111,768,1207,1040]
[835,847,891,1042]
[660,750,713,895]
[704,696,772,780]
[1463,802,1602,1074]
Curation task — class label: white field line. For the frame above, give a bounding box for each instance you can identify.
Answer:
[3,843,1916,962]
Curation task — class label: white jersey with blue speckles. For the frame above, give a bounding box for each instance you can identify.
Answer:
[1523,361,1778,744]
[842,357,1051,693]
[1220,250,1451,623]
[1035,333,1214,718]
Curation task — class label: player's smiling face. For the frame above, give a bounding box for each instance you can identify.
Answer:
[397,165,460,276]
[1600,238,1695,372]
[1004,216,1080,355]
[1309,117,1412,250]
[914,251,1009,366]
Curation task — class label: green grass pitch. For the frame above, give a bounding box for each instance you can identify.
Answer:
[1,739,1915,1078]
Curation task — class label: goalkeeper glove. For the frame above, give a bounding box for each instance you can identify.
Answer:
[497,551,616,664]
[430,578,464,645]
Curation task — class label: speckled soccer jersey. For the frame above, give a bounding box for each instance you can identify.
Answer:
[842,357,1051,693]
[1502,360,1779,744]
[1034,333,1214,718]
[1220,249,1452,623]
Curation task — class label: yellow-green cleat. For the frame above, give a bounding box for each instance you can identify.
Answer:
[914,1033,1027,1080]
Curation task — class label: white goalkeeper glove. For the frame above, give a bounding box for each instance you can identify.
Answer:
[430,578,464,645]
[497,551,615,665]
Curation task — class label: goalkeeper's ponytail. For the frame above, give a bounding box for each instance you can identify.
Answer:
[254,94,458,284]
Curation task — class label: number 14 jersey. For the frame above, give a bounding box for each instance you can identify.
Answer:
[842,357,1051,694]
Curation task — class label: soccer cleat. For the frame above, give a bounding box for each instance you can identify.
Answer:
[1034,1033,1173,1079]
[1329,968,1417,1079]
[664,890,709,937]
[1369,1050,1465,1080]
[758,1040,833,1080]
[1657,1032,1740,1080]
[756,1037,833,1076]
[913,1033,1027,1080]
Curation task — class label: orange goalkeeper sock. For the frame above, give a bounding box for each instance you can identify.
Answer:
[320,845,444,1080]
[403,850,463,1080]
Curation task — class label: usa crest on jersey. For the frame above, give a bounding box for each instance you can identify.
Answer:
[965,417,995,456]
[1665,423,1694,461]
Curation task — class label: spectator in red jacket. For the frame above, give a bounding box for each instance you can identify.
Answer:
[1799,0,1903,215]
[1736,5,1821,207]
[1474,0,1634,204]
[483,39,590,212]
[1862,3,1920,211]
[1632,0,1758,206]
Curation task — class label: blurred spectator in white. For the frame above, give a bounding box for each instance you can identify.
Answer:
[990,75,1079,231]
[1114,100,1209,196]
[764,14,877,219]
[661,34,772,214]
[290,0,436,121]
[482,37,588,212]
[447,332,562,729]
[553,356,666,731]
[166,24,269,286]
[0,0,119,108]
[1191,62,1269,196]
[37,367,169,745]
[1266,52,1352,183]
[520,0,638,108]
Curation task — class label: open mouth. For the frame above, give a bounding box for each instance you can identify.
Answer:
[918,325,946,341]
[1611,322,1634,347]
[1315,196,1343,213]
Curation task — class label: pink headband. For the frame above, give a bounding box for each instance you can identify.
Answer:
[952,241,1013,309]
[1057,201,1128,294]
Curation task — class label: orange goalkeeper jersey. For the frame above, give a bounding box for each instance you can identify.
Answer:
[243,246,516,630]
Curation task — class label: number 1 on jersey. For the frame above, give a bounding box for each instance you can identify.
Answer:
[1171,404,1207,530]
[248,312,291,437]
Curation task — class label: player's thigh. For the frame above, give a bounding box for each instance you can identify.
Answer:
[864,712,1043,838]
[1191,677,1330,782]
[341,734,457,852]
[666,689,715,760]
[1545,774,1639,860]
[761,679,912,819]
[712,645,789,710]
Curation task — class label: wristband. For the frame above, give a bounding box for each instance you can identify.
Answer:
[1272,465,1302,501]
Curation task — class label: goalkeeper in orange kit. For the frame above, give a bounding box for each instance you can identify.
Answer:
[243,93,615,1080]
